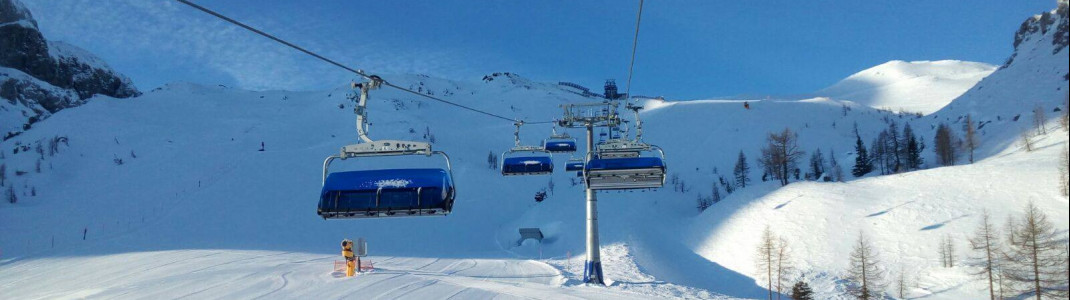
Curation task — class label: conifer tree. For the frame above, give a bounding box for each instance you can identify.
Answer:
[902,123,923,170]
[809,149,825,180]
[734,151,751,189]
[791,281,814,300]
[852,124,873,177]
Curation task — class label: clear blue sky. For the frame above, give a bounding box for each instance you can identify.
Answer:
[23,0,1058,99]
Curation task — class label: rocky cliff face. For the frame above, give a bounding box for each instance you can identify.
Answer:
[1,0,139,139]
[1006,0,1069,67]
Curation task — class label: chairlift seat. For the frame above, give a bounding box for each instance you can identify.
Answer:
[502,156,554,176]
[585,157,665,190]
[319,168,454,219]
[565,161,585,172]
[544,140,577,153]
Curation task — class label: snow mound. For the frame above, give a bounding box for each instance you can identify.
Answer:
[815,60,995,114]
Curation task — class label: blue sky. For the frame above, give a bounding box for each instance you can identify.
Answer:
[22,0,1058,99]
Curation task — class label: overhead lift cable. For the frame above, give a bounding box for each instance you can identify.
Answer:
[175,0,552,125]
[623,0,644,104]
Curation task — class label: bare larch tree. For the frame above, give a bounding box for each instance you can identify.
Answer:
[756,226,777,300]
[775,236,795,300]
[963,114,978,164]
[759,128,805,186]
[1032,104,1047,136]
[934,123,958,166]
[847,232,887,300]
[969,210,1001,300]
[1003,202,1067,299]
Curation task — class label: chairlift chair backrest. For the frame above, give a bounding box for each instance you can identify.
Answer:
[543,128,578,153]
[583,144,666,190]
[565,157,585,172]
[502,146,554,176]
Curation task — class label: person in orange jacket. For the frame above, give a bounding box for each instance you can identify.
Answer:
[342,239,355,277]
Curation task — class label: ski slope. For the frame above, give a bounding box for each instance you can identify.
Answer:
[1,249,660,299]
[2,4,1068,299]
[0,78,754,299]
[1,69,1063,299]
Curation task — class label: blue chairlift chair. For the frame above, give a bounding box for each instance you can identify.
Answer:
[542,128,577,153]
[565,157,585,172]
[502,121,554,176]
[502,147,554,176]
[583,139,666,190]
[319,77,456,219]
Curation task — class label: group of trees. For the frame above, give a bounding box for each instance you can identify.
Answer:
[851,113,991,176]
[836,204,1069,300]
[704,128,833,211]
[930,115,981,167]
[964,205,1069,299]
[487,151,499,170]
[2,136,67,205]
[755,227,796,300]
[752,227,909,300]
[939,235,957,268]
[854,121,928,176]
[1023,103,1055,152]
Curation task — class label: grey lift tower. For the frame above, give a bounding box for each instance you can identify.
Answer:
[557,102,621,285]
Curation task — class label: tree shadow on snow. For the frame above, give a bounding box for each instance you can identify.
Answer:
[919,214,971,231]
[867,201,916,217]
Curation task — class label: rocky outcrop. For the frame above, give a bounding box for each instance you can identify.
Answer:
[1007,1,1069,67]
[1,0,139,139]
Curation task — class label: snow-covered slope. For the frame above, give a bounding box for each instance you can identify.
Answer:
[815,60,996,115]
[685,4,1069,299]
[929,3,1069,161]
[688,129,1068,299]
[0,76,752,299]
[1,3,1067,300]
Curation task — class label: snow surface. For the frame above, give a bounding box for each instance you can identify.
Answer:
[1,6,1067,299]
[374,179,413,189]
[47,41,114,73]
[1,66,1064,299]
[689,130,1069,299]
[815,60,996,115]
